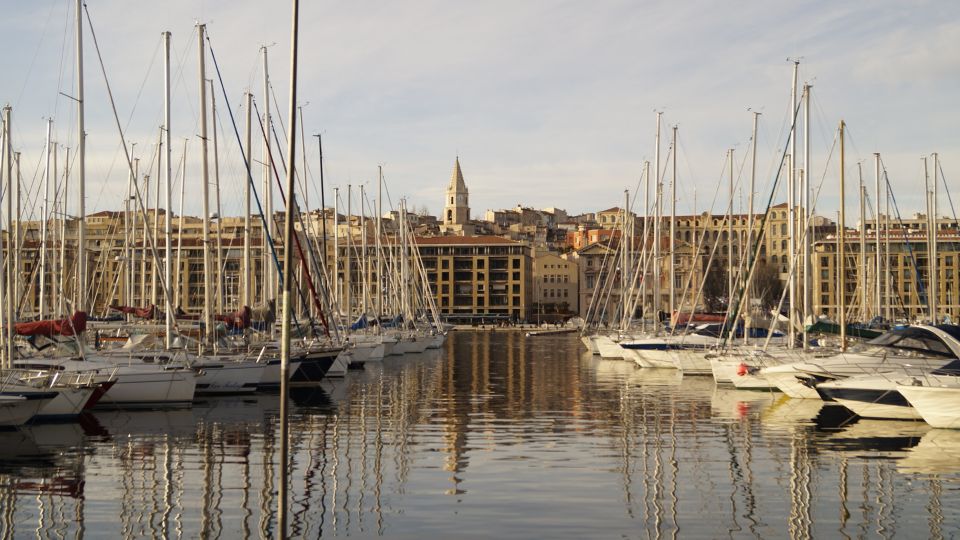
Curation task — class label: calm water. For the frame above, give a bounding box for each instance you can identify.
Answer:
[2,331,960,538]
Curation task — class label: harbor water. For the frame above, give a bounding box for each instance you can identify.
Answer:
[2,331,960,538]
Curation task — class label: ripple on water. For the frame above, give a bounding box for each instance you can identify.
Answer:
[2,332,960,537]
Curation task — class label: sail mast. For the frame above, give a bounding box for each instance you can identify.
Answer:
[3,106,12,366]
[210,79,225,314]
[163,30,173,347]
[873,153,881,323]
[788,60,798,348]
[745,111,759,342]
[728,149,734,309]
[197,23,214,351]
[802,84,812,349]
[243,92,253,310]
[928,152,940,324]
[858,164,866,320]
[838,120,846,351]
[652,112,661,326]
[40,118,52,319]
[75,0,87,312]
[669,126,677,323]
[278,1,301,532]
[261,46,274,307]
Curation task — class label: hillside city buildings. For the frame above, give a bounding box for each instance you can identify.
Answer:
[7,157,960,324]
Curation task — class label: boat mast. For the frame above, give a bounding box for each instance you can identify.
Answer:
[838,120,846,351]
[333,187,339,316]
[376,165,383,324]
[278,1,300,532]
[788,60,798,348]
[163,30,173,347]
[3,106,12,366]
[883,161,891,322]
[728,148,734,311]
[873,153,881,323]
[346,185,353,323]
[361,184,368,324]
[197,23,214,352]
[209,79,225,314]
[622,190,629,327]
[175,140,187,310]
[802,84,812,349]
[153,130,161,308]
[669,126,677,324]
[261,45,274,308]
[40,118,52,319]
[858,164,866,320]
[75,0,87,313]
[745,111,759,343]
[652,112,661,327]
[243,92,253,310]
[59,147,70,317]
[641,160,649,327]
[928,154,939,323]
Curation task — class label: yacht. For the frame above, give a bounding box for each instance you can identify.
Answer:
[762,325,960,399]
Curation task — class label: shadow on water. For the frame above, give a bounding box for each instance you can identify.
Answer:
[1,332,960,538]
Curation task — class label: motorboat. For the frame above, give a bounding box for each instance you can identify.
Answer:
[762,325,960,399]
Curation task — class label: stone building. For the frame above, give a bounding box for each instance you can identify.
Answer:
[417,235,532,323]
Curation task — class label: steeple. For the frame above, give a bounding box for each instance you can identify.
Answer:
[444,156,470,226]
[449,156,468,193]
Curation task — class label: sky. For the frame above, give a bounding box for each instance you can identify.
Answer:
[0,0,957,223]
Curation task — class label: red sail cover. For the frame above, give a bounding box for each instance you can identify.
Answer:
[215,306,252,329]
[672,312,727,325]
[15,312,88,337]
[109,304,157,319]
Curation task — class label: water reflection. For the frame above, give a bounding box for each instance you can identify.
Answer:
[0,332,959,537]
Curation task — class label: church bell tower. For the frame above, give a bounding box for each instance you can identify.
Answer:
[444,157,470,225]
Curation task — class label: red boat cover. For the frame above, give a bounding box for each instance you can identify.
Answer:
[672,312,726,325]
[109,304,157,319]
[15,311,88,337]
[215,306,252,329]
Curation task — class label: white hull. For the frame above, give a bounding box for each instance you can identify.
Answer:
[0,395,51,427]
[0,382,93,419]
[673,349,712,374]
[194,360,266,394]
[14,358,197,406]
[899,383,960,429]
[595,336,625,359]
[258,359,303,388]
[426,334,446,349]
[325,351,350,378]
[582,335,600,355]
[763,371,822,399]
[833,397,921,421]
[99,369,197,405]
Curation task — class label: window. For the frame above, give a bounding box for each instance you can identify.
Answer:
[441,259,450,269]
[512,258,520,269]
[441,284,449,294]
[513,272,520,280]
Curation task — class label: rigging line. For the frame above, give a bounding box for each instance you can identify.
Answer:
[251,99,328,335]
[937,159,959,231]
[15,0,59,111]
[724,96,803,343]
[880,156,927,313]
[53,0,73,123]
[264,104,312,206]
[205,32,324,334]
[81,2,181,327]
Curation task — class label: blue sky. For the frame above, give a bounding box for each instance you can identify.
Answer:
[1,0,957,222]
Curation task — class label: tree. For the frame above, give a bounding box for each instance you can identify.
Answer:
[702,267,728,312]
[752,262,784,311]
